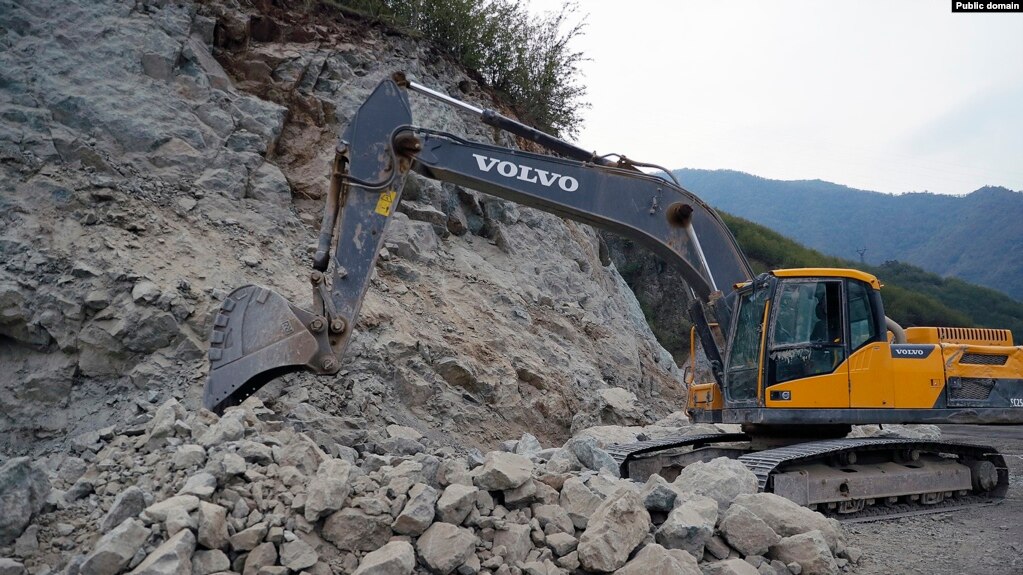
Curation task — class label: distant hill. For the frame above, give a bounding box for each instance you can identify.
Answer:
[671,169,1023,301]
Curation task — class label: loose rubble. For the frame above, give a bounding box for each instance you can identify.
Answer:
[0,398,862,575]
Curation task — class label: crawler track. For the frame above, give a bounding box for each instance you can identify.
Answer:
[606,432,750,471]
[740,437,1008,519]
[610,435,1009,520]
[832,494,1000,523]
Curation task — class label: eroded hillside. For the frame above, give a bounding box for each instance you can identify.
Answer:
[0,0,684,457]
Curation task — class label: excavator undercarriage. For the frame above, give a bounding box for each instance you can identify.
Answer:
[204,73,1019,520]
[609,433,1007,521]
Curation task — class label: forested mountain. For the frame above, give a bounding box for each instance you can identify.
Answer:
[672,169,1023,300]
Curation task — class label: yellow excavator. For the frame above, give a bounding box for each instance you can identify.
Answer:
[204,73,1021,519]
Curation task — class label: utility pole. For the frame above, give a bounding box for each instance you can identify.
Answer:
[856,248,867,265]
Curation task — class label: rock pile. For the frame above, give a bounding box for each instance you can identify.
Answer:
[0,399,861,575]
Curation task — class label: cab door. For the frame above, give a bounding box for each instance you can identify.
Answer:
[764,279,850,408]
[846,279,894,407]
[723,284,769,407]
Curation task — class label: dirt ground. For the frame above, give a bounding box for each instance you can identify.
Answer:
[848,424,1023,575]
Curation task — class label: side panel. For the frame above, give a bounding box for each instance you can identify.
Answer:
[688,382,724,411]
[942,343,1023,408]
[890,344,945,408]
[764,366,850,408]
[848,342,894,407]
[717,407,1023,425]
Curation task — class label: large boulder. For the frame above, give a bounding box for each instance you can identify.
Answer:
[229,523,268,552]
[614,544,701,575]
[142,495,199,523]
[533,504,574,535]
[304,458,354,522]
[80,519,151,575]
[0,560,26,575]
[196,502,229,550]
[718,503,781,557]
[770,530,839,575]
[322,508,392,552]
[191,550,229,575]
[472,452,533,490]
[0,458,51,545]
[639,474,680,513]
[494,523,532,564]
[559,477,603,530]
[654,492,718,558]
[545,532,578,557]
[99,487,147,533]
[242,542,277,575]
[576,487,651,572]
[392,483,439,536]
[702,558,761,575]
[561,436,620,477]
[416,522,477,575]
[574,425,644,448]
[279,539,318,571]
[514,433,543,457]
[128,529,195,575]
[436,483,478,525]
[597,387,646,425]
[731,493,844,552]
[849,424,941,440]
[672,457,758,513]
[353,541,415,575]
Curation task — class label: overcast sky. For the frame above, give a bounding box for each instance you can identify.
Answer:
[525,0,1023,195]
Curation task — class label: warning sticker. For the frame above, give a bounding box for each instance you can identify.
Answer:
[374,190,397,216]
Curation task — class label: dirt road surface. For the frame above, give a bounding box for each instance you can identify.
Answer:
[848,425,1023,575]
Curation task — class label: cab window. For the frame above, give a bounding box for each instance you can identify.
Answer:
[847,280,878,351]
[769,280,845,384]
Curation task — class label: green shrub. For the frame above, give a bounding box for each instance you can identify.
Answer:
[332,0,587,136]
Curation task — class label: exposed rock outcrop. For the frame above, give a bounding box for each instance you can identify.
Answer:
[0,3,861,575]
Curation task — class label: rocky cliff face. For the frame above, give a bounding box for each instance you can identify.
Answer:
[0,4,878,575]
[0,0,684,457]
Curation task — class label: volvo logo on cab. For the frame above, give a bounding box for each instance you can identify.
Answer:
[891,345,935,359]
[472,154,579,192]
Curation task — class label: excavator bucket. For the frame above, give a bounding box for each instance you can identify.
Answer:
[202,79,413,413]
[204,285,335,413]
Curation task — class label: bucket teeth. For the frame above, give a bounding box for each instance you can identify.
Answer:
[203,285,333,413]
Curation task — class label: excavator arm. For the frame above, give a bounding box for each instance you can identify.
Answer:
[204,75,752,413]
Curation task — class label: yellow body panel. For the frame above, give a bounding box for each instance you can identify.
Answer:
[890,352,945,408]
[761,352,946,409]
[765,367,850,408]
[772,268,881,290]
[906,326,1013,347]
[849,343,894,407]
[688,381,724,410]
[942,343,1023,381]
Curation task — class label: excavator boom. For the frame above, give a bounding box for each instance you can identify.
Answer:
[204,75,751,413]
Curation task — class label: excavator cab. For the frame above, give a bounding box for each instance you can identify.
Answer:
[689,266,1023,428]
[691,269,889,419]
